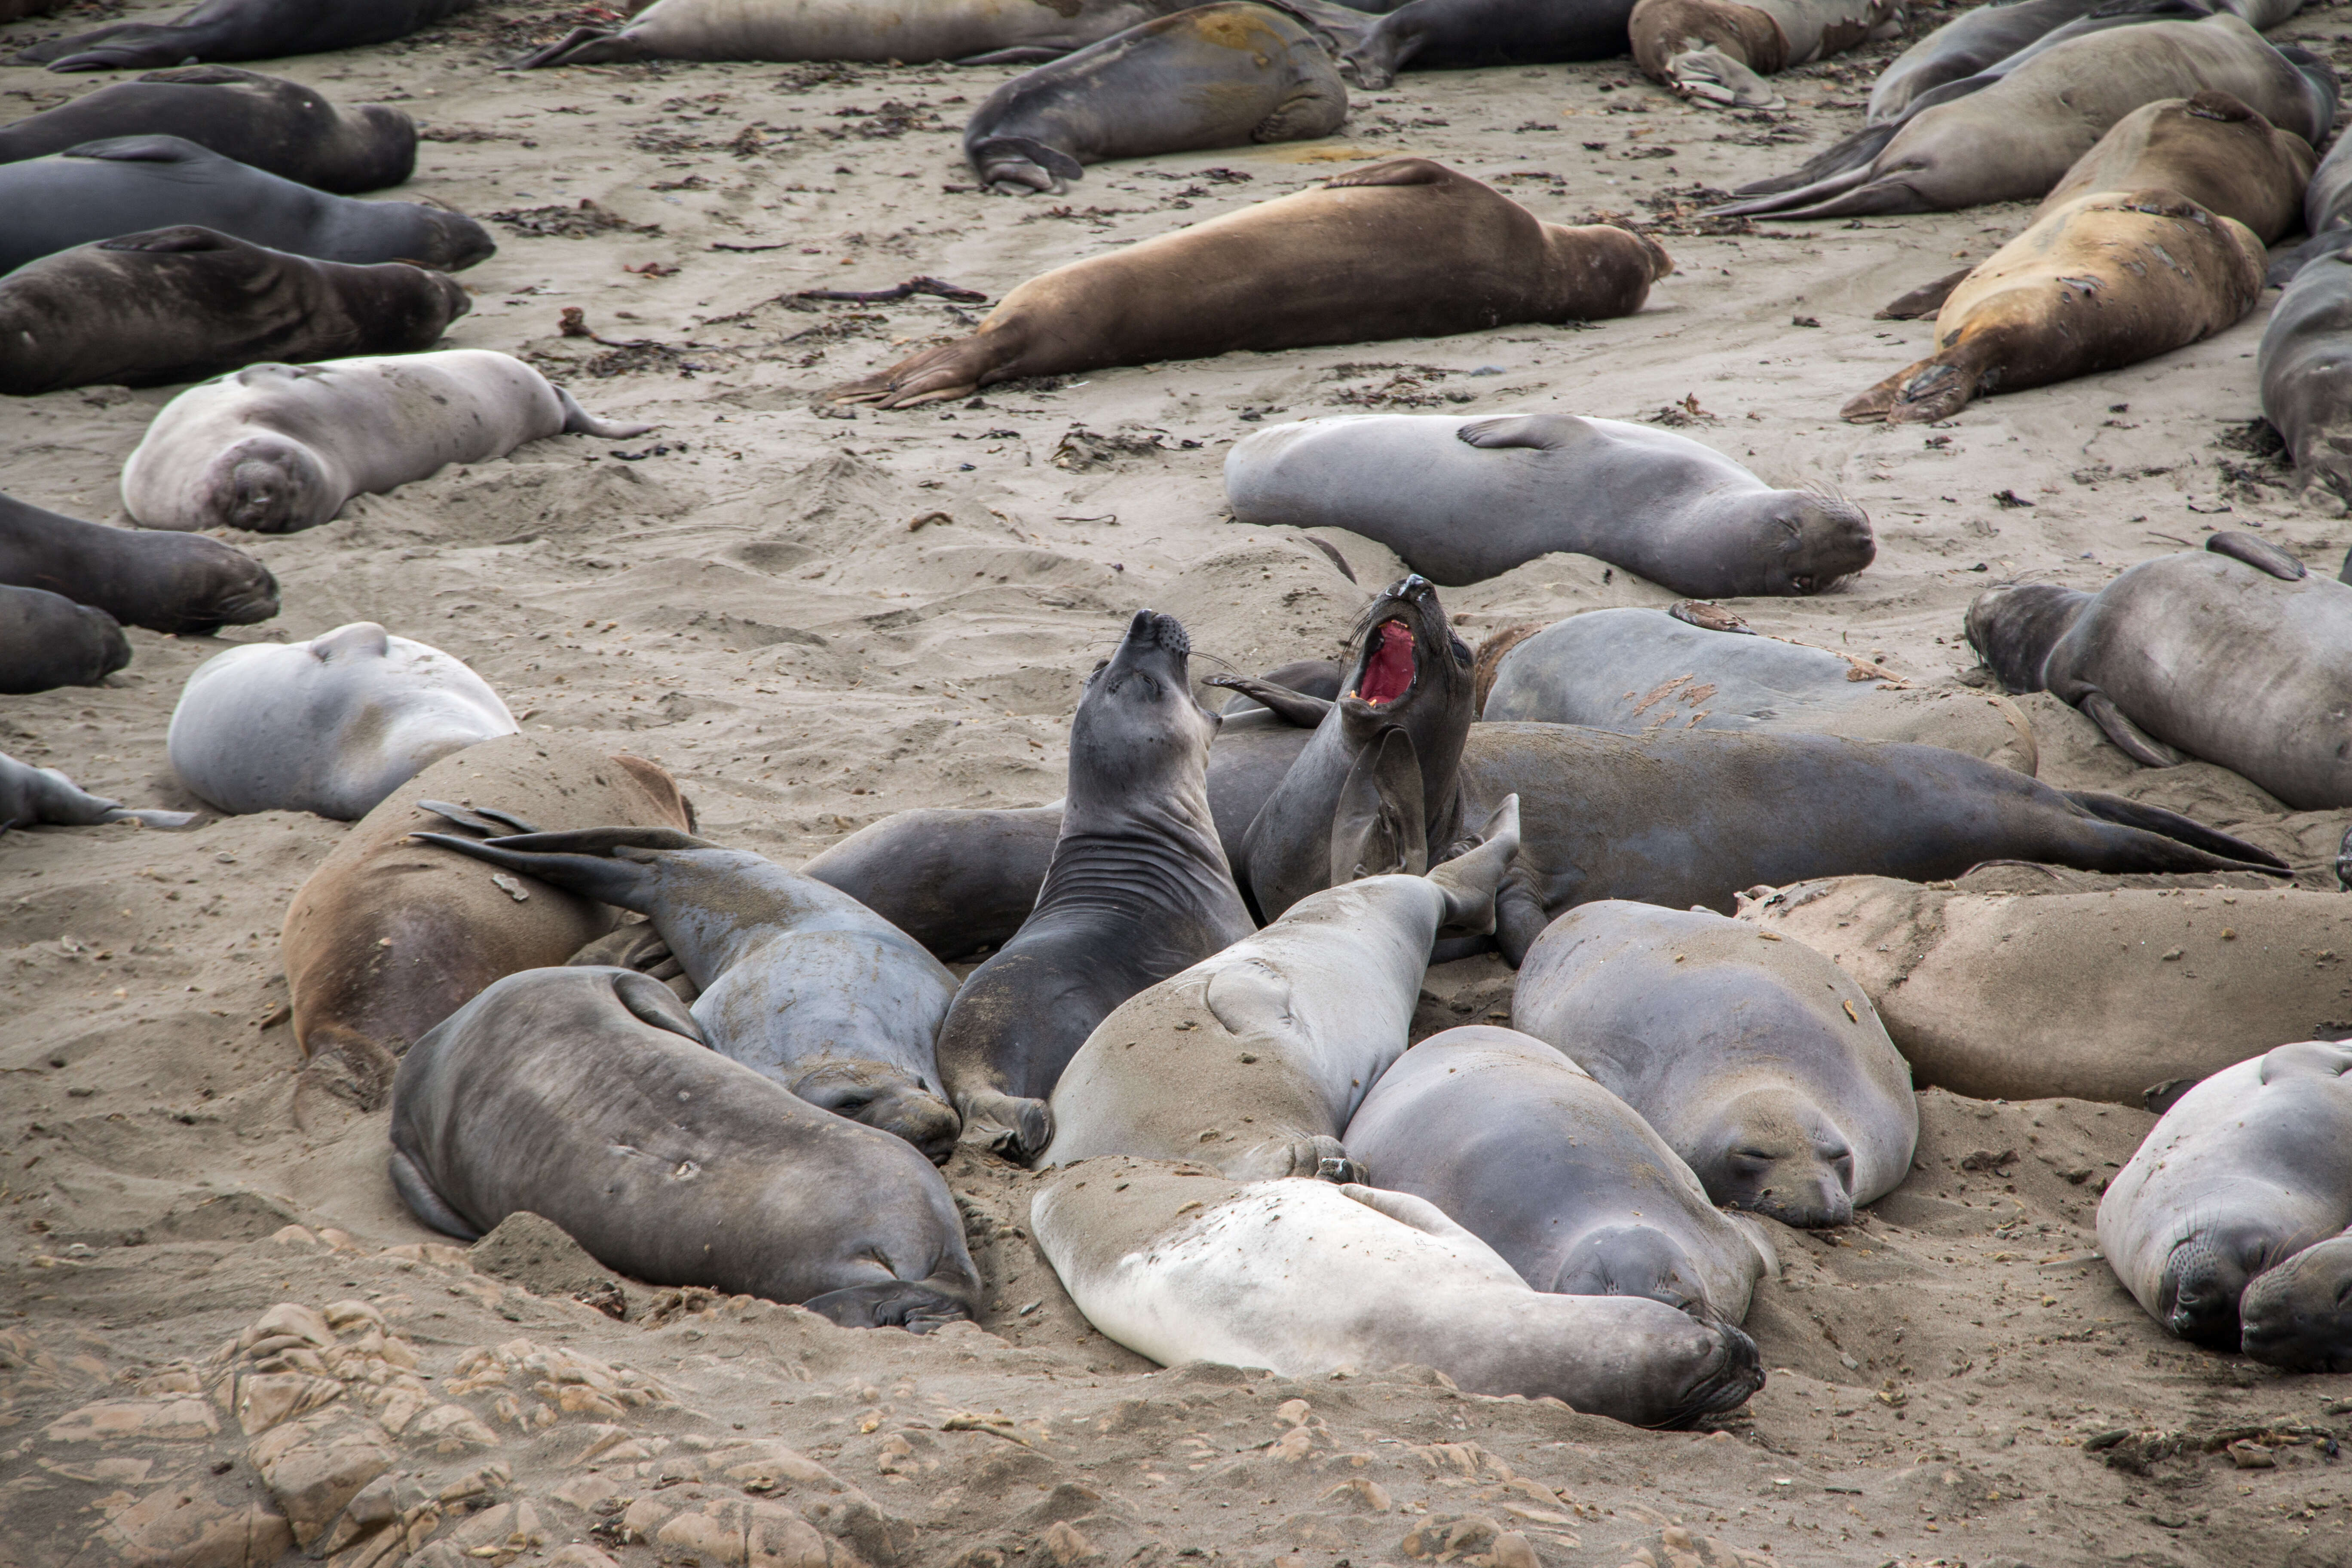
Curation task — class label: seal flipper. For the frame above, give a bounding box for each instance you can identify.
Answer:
[100,227,235,255]
[611,969,707,1045]
[2206,530,2308,581]
[2061,790,2288,871]
[958,1088,1052,1163]
[1336,1182,1528,1285]
[2071,689,2187,769]
[1426,796,1522,935]
[554,385,655,439]
[417,800,543,837]
[800,1279,976,1332]
[513,26,654,69]
[1455,413,1594,452]
[967,135,1083,194]
[1325,157,1452,189]
[1875,267,1971,321]
[1331,727,1426,884]
[57,134,211,163]
[1664,47,1782,110]
[952,45,1077,64]
[388,1147,482,1241]
[406,826,700,912]
[1207,674,1333,727]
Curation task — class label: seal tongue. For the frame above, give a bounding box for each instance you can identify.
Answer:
[1355,621,1415,706]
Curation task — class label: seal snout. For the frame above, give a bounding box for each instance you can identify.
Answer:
[2162,1236,2252,1348]
[2238,1237,2352,1372]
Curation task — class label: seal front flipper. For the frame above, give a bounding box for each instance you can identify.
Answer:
[388,1146,482,1241]
[1875,266,1971,320]
[57,133,211,163]
[554,385,654,439]
[1207,674,1333,727]
[967,135,1083,195]
[2206,530,2308,581]
[2070,687,2188,769]
[610,968,707,1044]
[1324,157,1452,189]
[1336,1182,1527,1283]
[1455,413,1596,452]
[1664,48,1782,110]
[958,1088,1052,1163]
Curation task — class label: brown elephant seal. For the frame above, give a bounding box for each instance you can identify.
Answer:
[1630,0,1898,108]
[1032,1156,1764,1427]
[0,750,198,830]
[2033,90,2315,242]
[1841,189,2262,425]
[2098,1040,2352,1368]
[1342,1025,1776,1322]
[0,227,471,397]
[964,4,1345,195]
[390,966,983,1332]
[0,491,277,635]
[15,0,478,72]
[834,159,1670,407]
[518,0,1198,68]
[2261,245,2352,501]
[1740,875,2352,1105]
[0,584,128,694]
[1515,900,1917,1228]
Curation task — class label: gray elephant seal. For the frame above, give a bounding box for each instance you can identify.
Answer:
[0,750,197,830]
[1865,0,2105,125]
[2098,1040,2352,1368]
[801,804,1066,962]
[123,350,651,535]
[0,491,277,636]
[964,4,1344,194]
[1032,1156,1764,1427]
[1630,0,1898,108]
[390,965,983,1332]
[0,136,491,276]
[1515,900,1917,1228]
[1225,414,1874,597]
[520,0,1200,67]
[412,823,962,1162]
[168,622,517,819]
[934,609,1254,1159]
[1343,1025,1775,1322]
[16,0,478,72]
[2033,91,2315,243]
[0,227,471,397]
[2263,248,2352,501]
[0,585,128,695]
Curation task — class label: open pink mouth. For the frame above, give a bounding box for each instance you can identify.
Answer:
[1353,621,1416,707]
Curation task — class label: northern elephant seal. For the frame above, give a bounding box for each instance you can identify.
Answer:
[1032,1156,1764,1427]
[390,965,983,1331]
[2098,1040,2352,1368]
[0,751,198,830]
[962,4,1345,194]
[0,585,127,694]
[800,804,1065,962]
[2270,101,2352,278]
[1226,413,1873,597]
[16,0,479,71]
[518,0,1200,68]
[2261,246,2352,502]
[0,227,471,397]
[0,491,276,635]
[1343,1025,1776,1321]
[122,351,652,534]
[2033,90,2315,242]
[1865,0,2105,125]
[168,622,517,819]
[833,159,1669,407]
[1275,0,1640,89]
[1630,0,1898,108]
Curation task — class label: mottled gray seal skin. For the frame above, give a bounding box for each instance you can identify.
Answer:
[0,67,416,193]
[2262,251,2352,498]
[1865,0,2105,125]
[1341,1025,1775,1321]
[2098,1040,2352,1369]
[934,610,1255,1161]
[16,0,478,72]
[1225,413,1874,597]
[0,490,276,635]
[964,4,1345,195]
[0,584,128,695]
[389,966,983,1332]
[518,0,1201,68]
[0,750,197,830]
[1275,0,1639,89]
[1516,902,1917,1228]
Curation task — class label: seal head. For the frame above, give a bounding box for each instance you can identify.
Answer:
[2160,1223,2283,1347]
[1963,581,2093,692]
[2238,1235,2352,1371]
[1690,1084,1859,1228]
[1721,485,1876,594]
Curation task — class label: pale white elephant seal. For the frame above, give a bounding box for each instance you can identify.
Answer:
[518,0,1201,67]
[1031,1156,1766,1428]
[167,621,517,819]
[122,349,654,534]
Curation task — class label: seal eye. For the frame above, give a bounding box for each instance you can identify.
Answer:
[1450,636,1473,666]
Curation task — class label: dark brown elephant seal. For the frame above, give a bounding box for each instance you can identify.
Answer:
[0,490,276,635]
[835,159,1670,407]
[15,0,478,72]
[1630,0,1897,108]
[0,750,197,830]
[2033,90,2315,242]
[0,584,127,694]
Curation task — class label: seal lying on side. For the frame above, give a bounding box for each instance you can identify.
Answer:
[0,227,470,397]
[1,491,276,635]
[16,0,478,72]
[518,0,1200,68]
[1966,535,2352,806]
[390,966,983,1331]
[1275,0,1641,90]
[1226,413,1871,597]
[1516,901,1917,1228]
[1343,1025,1775,1322]
[168,622,517,818]
[1033,1156,1764,1427]
[1630,0,1898,108]
[0,751,198,830]
[0,67,416,192]
[2261,246,2352,501]
[801,804,1065,962]
[2098,1040,2352,1369]
[834,159,1669,407]
[2033,90,2315,242]
[963,4,1345,194]
[1865,0,2105,125]
[0,585,128,694]
[122,351,651,534]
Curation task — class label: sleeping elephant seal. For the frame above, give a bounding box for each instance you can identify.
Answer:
[123,351,650,534]
[0,751,198,830]
[2033,91,2315,243]
[16,0,479,72]
[2098,1040,2352,1368]
[1226,413,1873,596]
[1630,0,1898,109]
[2261,246,2352,501]
[1865,0,2105,125]
[963,4,1345,194]
[801,804,1065,962]
[168,622,517,818]
[1964,535,2352,807]
[389,966,983,1332]
[0,585,128,694]
[519,0,1200,68]
[833,159,1669,407]
[0,227,471,397]
[1032,1156,1764,1427]
[1274,0,1640,89]
[0,67,416,193]
[0,491,277,635]
[1342,1025,1775,1322]
[1515,901,1917,1228]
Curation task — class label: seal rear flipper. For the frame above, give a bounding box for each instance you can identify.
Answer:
[1255,0,1384,85]
[2265,229,2352,287]
[2206,530,2308,581]
[1207,674,1334,727]
[1876,266,1971,321]
[513,25,652,68]
[1722,124,1897,202]
[952,45,1077,64]
[12,24,181,70]
[1332,727,1427,884]
[554,384,655,439]
[416,799,545,837]
[1426,796,1522,935]
[832,338,1002,408]
[405,828,680,910]
[2060,790,2289,872]
[102,806,202,829]
[800,1279,977,1332]
[2070,689,2188,769]
[967,135,1082,194]
[387,1148,483,1241]
[958,1089,1052,1164]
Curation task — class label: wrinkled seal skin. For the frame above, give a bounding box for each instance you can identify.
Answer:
[1032,1156,1764,1427]
[1865,0,2105,125]
[1516,902,1917,1228]
[934,610,1254,1160]
[2034,91,2314,243]
[0,583,128,694]
[518,0,1201,68]
[2261,247,2352,499]
[0,227,471,397]
[168,622,518,819]
[963,3,1345,194]
[0,490,277,635]
[389,966,983,1332]
[1342,1025,1776,1322]
[0,136,492,278]
[2098,1041,2352,1369]
[15,0,478,72]
[1226,413,1871,597]
[410,824,963,1163]
[0,750,198,830]
[834,159,1670,407]
[123,350,651,535]
[0,67,416,193]
[1630,0,1897,108]
[1276,0,1638,89]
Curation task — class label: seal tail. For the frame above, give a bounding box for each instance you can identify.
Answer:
[801,1278,979,1332]
[2058,792,2291,875]
[554,385,655,439]
[512,25,654,68]
[966,135,1084,195]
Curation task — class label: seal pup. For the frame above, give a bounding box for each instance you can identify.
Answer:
[0,751,198,830]
[0,585,128,694]
[1865,0,2106,125]
[1032,1156,1764,1427]
[1343,1025,1776,1322]
[390,966,983,1331]
[833,159,1669,407]
[1273,0,1641,89]
[2098,1041,2352,1368]
[2032,90,2315,242]
[1516,901,1917,1228]
[1629,0,1899,108]
[932,609,1255,1158]
[1042,797,1520,1178]
[962,4,1346,194]
[0,227,472,397]
[518,0,1201,68]
[1225,413,1874,596]
[168,622,518,819]
[2261,245,2352,501]
[16,0,479,71]
[122,351,651,535]
[0,491,276,635]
